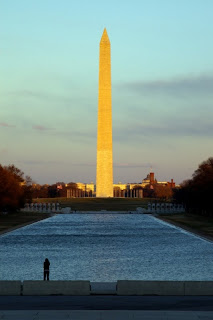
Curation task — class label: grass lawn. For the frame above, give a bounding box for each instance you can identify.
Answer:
[33,197,151,211]
[0,211,52,235]
[156,213,213,240]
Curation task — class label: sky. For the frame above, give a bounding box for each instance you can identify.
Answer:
[1,0,213,185]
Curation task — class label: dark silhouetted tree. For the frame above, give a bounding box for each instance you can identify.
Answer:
[0,165,23,211]
[173,157,213,216]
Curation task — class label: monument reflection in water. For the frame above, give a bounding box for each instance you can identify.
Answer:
[0,214,213,281]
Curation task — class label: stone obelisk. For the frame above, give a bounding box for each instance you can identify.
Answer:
[96,28,113,197]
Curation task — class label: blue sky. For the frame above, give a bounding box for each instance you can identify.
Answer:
[1,0,213,184]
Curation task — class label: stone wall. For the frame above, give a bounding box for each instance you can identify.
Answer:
[1,281,213,296]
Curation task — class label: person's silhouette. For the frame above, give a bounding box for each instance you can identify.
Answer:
[43,258,50,281]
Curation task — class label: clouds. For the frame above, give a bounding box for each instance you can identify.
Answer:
[7,89,73,104]
[120,74,213,97]
[17,160,63,166]
[65,162,152,169]
[113,73,213,143]
[0,118,96,143]
[114,162,152,168]
[32,125,55,131]
[2,89,74,106]
[0,122,55,132]
[0,122,15,127]
[113,118,213,142]
[0,148,8,154]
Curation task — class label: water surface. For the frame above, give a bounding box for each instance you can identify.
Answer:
[0,214,213,281]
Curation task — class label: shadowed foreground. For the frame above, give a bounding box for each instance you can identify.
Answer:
[156,213,213,241]
[0,212,52,235]
[1,295,213,310]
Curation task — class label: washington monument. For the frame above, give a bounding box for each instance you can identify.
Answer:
[96,28,113,197]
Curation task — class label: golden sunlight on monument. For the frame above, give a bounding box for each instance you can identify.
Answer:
[96,28,113,197]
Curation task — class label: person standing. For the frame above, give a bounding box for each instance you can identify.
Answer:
[43,258,50,281]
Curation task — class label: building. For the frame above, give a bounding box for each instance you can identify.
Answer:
[67,182,95,198]
[66,171,175,198]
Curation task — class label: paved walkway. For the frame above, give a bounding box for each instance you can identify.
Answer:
[1,296,213,319]
[1,295,213,310]
[0,310,213,319]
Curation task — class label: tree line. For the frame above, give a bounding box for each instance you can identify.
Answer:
[173,157,213,216]
[1,157,212,214]
[31,182,78,198]
[0,164,32,211]
[0,164,80,211]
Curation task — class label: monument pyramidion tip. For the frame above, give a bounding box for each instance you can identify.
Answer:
[100,28,110,44]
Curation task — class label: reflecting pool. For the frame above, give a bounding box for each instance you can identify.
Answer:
[0,214,213,281]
